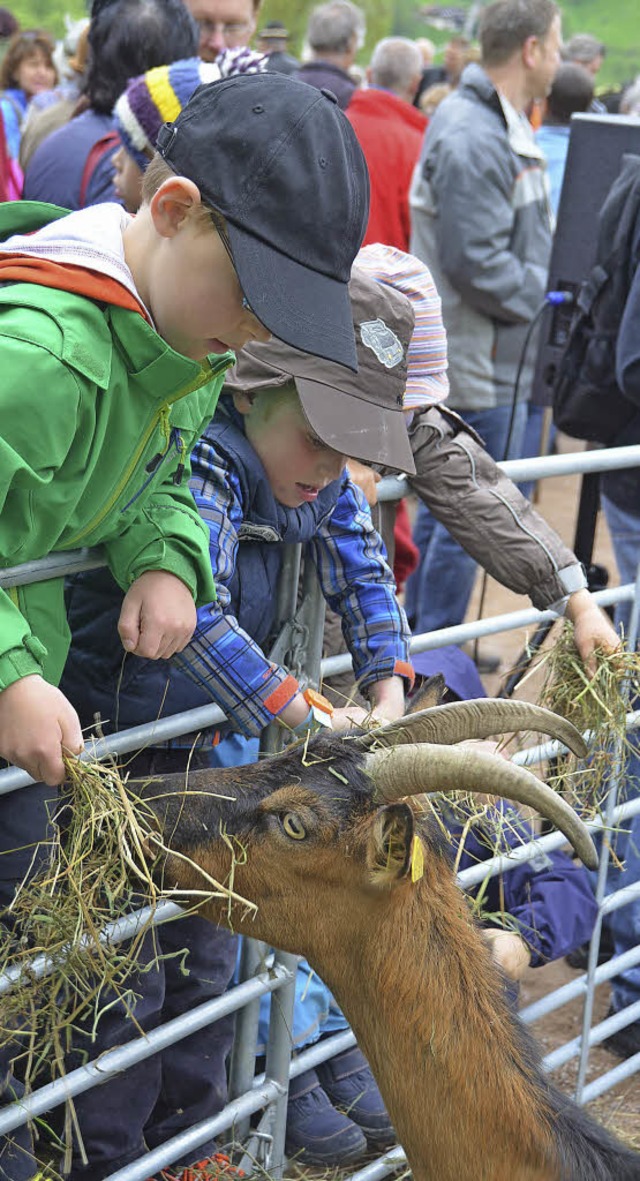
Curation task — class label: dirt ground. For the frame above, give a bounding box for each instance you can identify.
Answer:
[415,429,640,1144]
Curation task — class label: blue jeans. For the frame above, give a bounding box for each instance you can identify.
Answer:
[518,403,556,501]
[215,738,349,1055]
[404,402,528,634]
[597,496,640,1010]
[601,495,640,638]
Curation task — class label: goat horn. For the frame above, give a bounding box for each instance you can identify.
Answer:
[364,743,598,870]
[357,700,588,758]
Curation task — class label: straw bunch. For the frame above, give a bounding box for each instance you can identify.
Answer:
[535,622,640,817]
[0,752,253,1098]
[408,621,640,924]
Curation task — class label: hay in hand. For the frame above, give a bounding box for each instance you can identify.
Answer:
[0,752,254,1103]
[535,622,640,818]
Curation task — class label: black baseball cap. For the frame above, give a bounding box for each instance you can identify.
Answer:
[156,73,370,371]
[225,266,416,474]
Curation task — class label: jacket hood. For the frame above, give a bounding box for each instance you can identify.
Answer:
[0,200,147,312]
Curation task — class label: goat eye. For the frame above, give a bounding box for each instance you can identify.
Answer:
[282,813,307,840]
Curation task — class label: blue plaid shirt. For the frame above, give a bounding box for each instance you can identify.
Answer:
[173,433,411,736]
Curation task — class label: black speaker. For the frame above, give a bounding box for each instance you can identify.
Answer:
[532,113,640,405]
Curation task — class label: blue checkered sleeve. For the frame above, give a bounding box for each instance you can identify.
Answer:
[171,437,300,735]
[311,479,412,694]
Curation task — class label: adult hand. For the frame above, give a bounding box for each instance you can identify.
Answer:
[483,927,531,981]
[118,570,197,659]
[565,589,621,676]
[0,675,84,785]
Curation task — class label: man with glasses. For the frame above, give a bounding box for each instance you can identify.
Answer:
[186,0,260,61]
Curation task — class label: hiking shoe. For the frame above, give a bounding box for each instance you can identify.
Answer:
[285,1066,367,1166]
[316,1046,396,1149]
[149,1154,245,1181]
[602,1007,640,1060]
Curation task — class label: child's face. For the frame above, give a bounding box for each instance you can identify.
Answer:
[113,146,144,215]
[136,181,271,361]
[234,387,347,508]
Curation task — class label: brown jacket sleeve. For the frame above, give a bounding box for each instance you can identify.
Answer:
[404,405,586,610]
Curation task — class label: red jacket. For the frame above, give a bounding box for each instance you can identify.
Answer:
[346,88,427,251]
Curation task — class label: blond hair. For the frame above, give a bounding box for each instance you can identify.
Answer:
[141,153,226,234]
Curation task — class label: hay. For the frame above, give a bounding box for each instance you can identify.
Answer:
[0,752,253,1105]
[410,621,640,928]
[535,622,640,818]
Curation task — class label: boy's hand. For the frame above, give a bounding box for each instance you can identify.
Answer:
[565,589,620,676]
[483,927,531,981]
[346,460,381,507]
[118,571,197,659]
[332,678,406,731]
[0,675,84,785]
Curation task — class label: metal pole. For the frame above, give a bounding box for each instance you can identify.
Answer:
[574,558,640,1100]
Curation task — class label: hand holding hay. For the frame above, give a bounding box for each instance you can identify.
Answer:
[0,753,253,1097]
[565,587,621,676]
[537,619,640,817]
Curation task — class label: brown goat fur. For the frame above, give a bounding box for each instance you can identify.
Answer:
[141,734,640,1181]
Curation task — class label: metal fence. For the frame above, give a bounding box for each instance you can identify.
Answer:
[1,444,640,1180]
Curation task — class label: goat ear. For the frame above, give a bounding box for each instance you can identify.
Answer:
[407,673,446,713]
[367,803,415,885]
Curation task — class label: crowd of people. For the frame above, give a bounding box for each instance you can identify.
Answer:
[0,0,637,1178]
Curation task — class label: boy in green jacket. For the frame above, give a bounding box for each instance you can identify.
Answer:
[0,74,368,789]
[0,73,368,1181]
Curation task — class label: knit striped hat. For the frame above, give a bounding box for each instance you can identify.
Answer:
[114,49,266,171]
[355,243,449,411]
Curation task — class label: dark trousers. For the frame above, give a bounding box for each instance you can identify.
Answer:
[62,747,238,1180]
[0,782,57,1180]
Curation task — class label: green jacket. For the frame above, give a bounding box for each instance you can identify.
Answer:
[0,202,233,688]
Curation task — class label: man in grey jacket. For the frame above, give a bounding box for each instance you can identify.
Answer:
[407,0,561,640]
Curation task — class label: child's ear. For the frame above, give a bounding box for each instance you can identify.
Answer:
[149,177,202,237]
[232,390,256,416]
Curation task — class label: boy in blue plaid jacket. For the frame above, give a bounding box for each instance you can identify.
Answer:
[60,268,417,1178]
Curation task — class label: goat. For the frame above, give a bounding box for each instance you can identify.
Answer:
[139,696,640,1181]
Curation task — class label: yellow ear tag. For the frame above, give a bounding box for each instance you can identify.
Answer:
[410,834,424,883]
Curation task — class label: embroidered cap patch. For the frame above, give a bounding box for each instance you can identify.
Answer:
[359,319,404,369]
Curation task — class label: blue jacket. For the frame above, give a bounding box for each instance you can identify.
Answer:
[62,396,411,740]
[451,804,598,967]
[22,110,120,209]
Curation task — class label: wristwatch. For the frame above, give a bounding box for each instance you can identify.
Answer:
[290,688,334,736]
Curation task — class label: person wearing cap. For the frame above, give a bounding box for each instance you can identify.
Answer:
[60,266,413,1176]
[0,72,368,1179]
[22,0,201,209]
[256,19,299,76]
[351,243,619,675]
[111,50,267,214]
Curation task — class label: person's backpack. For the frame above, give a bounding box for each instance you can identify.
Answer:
[552,152,640,445]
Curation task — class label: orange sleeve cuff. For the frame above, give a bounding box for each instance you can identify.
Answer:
[394,659,415,690]
[263,673,300,716]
